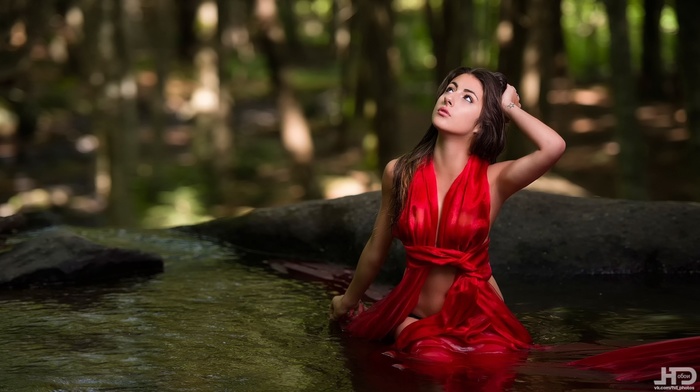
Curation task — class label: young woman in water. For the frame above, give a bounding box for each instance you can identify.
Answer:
[329,66,566,359]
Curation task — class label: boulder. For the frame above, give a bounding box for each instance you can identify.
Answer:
[0,230,164,289]
[178,191,700,281]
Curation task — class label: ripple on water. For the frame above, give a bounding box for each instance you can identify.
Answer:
[1,229,698,391]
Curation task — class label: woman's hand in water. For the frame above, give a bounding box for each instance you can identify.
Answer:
[329,295,351,321]
[329,295,365,321]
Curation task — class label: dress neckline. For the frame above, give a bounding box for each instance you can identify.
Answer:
[428,154,472,247]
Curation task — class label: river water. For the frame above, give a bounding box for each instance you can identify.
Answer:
[0,228,698,391]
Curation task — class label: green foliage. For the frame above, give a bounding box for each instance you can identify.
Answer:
[561,0,610,81]
[561,0,679,81]
[141,186,213,228]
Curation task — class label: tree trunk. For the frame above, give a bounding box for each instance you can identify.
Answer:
[497,0,527,87]
[79,0,139,226]
[189,0,237,207]
[359,0,400,170]
[334,0,362,152]
[215,0,235,206]
[424,0,471,83]
[277,0,303,60]
[106,0,139,227]
[551,0,568,79]
[640,0,665,100]
[176,0,199,61]
[498,0,531,160]
[675,0,700,183]
[603,0,649,200]
[143,0,176,199]
[254,0,321,200]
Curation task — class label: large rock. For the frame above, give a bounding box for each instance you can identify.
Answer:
[0,230,164,289]
[178,191,700,281]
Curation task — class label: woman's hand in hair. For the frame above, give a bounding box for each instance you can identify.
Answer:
[501,84,522,112]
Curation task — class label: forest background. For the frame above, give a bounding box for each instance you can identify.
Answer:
[1,0,699,229]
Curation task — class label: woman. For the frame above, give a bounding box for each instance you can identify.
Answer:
[329,66,566,360]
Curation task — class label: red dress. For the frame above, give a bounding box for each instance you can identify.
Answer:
[346,155,532,359]
[343,154,700,384]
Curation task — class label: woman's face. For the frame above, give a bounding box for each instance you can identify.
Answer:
[432,73,484,136]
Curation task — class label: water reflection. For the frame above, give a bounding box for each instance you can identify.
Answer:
[0,229,698,391]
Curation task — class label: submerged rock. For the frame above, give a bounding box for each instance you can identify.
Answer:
[179,191,700,280]
[0,230,164,289]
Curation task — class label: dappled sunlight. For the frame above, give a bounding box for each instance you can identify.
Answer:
[0,186,94,217]
[142,186,213,229]
[525,173,592,197]
[164,126,192,146]
[667,127,690,142]
[635,105,675,128]
[0,145,14,159]
[674,109,686,123]
[75,134,99,153]
[548,86,611,106]
[322,171,380,200]
[570,118,598,133]
[69,195,104,213]
[568,114,616,134]
[0,106,16,137]
[571,88,610,106]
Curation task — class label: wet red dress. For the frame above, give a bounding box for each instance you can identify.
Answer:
[346,155,532,359]
[343,154,700,384]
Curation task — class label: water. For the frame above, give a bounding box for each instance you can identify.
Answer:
[0,228,698,391]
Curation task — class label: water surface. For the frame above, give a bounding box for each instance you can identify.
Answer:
[0,228,697,391]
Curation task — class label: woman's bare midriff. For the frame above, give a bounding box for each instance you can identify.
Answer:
[394,265,504,338]
[414,264,457,317]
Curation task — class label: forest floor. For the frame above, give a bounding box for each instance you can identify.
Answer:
[0,77,697,228]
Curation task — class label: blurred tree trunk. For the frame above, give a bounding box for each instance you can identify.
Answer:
[334,0,363,151]
[498,0,529,160]
[215,0,236,206]
[176,1,199,61]
[358,0,400,170]
[640,0,664,100]
[351,7,370,121]
[254,0,321,200]
[603,0,649,200]
[81,0,140,226]
[497,0,527,88]
[278,0,302,59]
[676,0,700,179]
[0,0,55,172]
[191,0,236,207]
[78,0,105,211]
[425,0,471,83]
[143,0,176,199]
[551,0,568,79]
[107,0,140,226]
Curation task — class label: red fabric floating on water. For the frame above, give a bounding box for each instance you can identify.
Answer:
[569,336,700,385]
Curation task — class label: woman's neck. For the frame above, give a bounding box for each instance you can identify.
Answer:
[434,133,472,172]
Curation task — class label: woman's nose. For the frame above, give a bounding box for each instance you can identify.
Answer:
[444,95,452,106]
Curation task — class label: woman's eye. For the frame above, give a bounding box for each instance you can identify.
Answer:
[446,87,454,93]
[464,95,473,103]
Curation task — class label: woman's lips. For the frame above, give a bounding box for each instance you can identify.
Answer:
[437,107,450,117]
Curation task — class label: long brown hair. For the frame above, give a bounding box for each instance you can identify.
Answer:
[389,67,508,226]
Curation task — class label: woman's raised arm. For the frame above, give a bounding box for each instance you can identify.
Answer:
[490,85,566,203]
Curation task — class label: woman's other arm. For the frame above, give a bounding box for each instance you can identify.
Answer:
[329,160,397,320]
[490,85,567,203]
